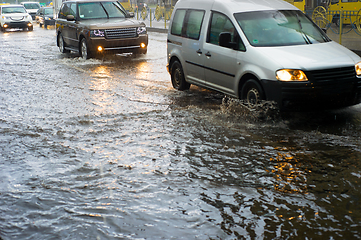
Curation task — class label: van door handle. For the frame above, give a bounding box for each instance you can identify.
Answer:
[205,52,212,57]
[196,49,202,55]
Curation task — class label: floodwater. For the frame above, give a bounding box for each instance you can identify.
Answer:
[0,26,361,240]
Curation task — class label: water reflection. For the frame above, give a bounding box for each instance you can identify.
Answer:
[270,151,307,194]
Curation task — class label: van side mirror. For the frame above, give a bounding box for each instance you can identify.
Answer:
[321,28,327,33]
[219,32,237,50]
[66,15,75,21]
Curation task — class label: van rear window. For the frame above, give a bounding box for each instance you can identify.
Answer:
[184,10,204,39]
[171,9,186,36]
[171,9,204,40]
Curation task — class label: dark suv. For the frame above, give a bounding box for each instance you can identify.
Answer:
[56,0,148,59]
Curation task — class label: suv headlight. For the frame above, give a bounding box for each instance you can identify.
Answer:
[276,69,308,81]
[355,62,361,77]
[2,16,9,20]
[90,30,105,37]
[137,26,146,35]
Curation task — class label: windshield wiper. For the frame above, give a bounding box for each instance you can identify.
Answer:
[296,13,312,44]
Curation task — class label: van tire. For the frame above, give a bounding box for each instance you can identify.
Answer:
[241,79,264,107]
[170,61,190,90]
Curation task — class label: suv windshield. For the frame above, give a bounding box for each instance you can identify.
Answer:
[235,10,330,47]
[78,1,125,19]
[2,7,27,14]
[44,8,53,15]
[23,3,40,9]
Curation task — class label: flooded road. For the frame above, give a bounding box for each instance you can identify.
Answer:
[1,26,361,240]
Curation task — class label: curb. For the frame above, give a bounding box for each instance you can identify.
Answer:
[147,27,168,33]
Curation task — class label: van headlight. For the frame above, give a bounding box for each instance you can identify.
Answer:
[90,30,105,37]
[137,26,146,35]
[355,62,361,77]
[276,69,308,81]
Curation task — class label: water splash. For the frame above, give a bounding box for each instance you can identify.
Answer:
[220,96,280,122]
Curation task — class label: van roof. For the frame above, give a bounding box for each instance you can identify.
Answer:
[175,0,298,13]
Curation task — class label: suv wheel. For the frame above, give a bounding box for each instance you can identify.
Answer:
[58,33,70,53]
[80,38,91,60]
[170,61,190,91]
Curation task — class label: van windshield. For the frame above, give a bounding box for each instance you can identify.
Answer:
[235,10,330,47]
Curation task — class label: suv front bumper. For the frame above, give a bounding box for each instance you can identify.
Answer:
[88,35,148,54]
[3,21,32,29]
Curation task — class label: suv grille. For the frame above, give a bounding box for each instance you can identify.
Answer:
[105,28,137,39]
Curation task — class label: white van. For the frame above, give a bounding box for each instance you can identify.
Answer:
[166,0,361,111]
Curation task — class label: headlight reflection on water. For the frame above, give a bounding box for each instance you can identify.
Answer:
[89,66,116,114]
[269,150,307,194]
[135,61,152,82]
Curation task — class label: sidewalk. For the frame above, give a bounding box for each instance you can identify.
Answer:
[326,26,361,54]
[137,14,169,33]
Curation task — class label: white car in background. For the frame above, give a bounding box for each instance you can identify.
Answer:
[0,4,33,32]
[21,1,40,20]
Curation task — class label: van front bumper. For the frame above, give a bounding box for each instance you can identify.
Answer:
[262,77,361,111]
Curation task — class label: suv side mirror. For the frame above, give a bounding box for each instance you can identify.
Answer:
[219,32,237,50]
[127,12,134,18]
[66,15,75,21]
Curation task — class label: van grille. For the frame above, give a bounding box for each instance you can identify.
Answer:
[306,66,356,84]
[105,28,137,39]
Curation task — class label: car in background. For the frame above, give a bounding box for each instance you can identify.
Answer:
[0,4,33,31]
[35,6,55,28]
[56,0,148,59]
[21,2,40,20]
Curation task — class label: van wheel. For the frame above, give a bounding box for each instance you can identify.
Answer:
[58,33,70,53]
[241,79,264,107]
[171,61,190,90]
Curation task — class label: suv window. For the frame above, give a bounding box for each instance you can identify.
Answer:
[59,3,76,19]
[79,2,107,19]
[170,9,204,40]
[102,1,125,18]
[208,12,245,51]
[2,6,27,14]
[23,3,40,9]
[78,2,125,19]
